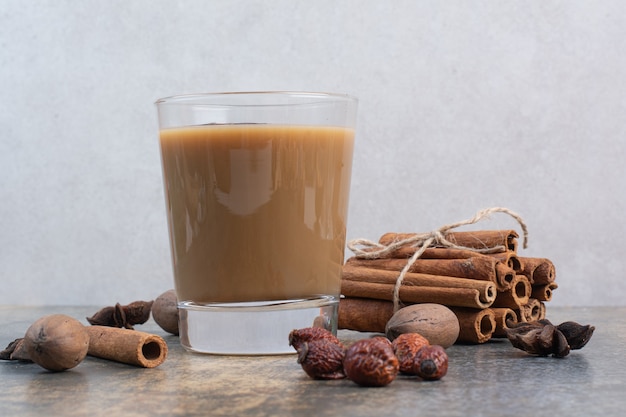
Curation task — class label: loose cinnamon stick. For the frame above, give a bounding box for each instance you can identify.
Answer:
[490,307,518,338]
[450,308,496,344]
[338,297,393,333]
[531,282,558,302]
[86,326,168,368]
[519,257,556,285]
[492,275,531,309]
[379,230,518,252]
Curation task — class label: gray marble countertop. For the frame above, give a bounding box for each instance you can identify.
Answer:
[0,306,621,417]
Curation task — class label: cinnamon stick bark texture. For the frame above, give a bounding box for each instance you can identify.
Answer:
[492,275,531,309]
[346,256,501,286]
[490,308,518,338]
[517,298,542,322]
[338,298,394,333]
[487,252,521,271]
[342,265,496,307]
[379,230,519,252]
[85,326,168,368]
[494,263,516,291]
[446,230,519,252]
[519,257,556,285]
[341,280,495,309]
[539,301,546,320]
[450,308,496,344]
[531,282,558,302]
[385,247,484,260]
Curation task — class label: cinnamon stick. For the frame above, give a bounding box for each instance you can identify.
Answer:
[445,230,519,252]
[347,256,497,283]
[539,301,546,320]
[486,251,522,272]
[341,280,491,309]
[341,279,495,309]
[517,298,542,323]
[492,275,531,309]
[382,246,489,260]
[338,297,393,333]
[519,257,556,285]
[342,264,496,305]
[379,229,519,252]
[346,256,514,291]
[531,282,558,302]
[86,326,168,368]
[450,308,496,344]
[495,263,516,291]
[371,246,520,287]
[489,307,518,338]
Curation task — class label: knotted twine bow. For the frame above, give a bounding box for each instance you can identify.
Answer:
[346,207,529,312]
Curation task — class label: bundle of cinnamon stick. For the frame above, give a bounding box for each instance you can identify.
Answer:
[338,230,558,344]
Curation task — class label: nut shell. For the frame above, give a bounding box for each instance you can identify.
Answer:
[343,338,399,387]
[23,314,89,372]
[386,304,460,348]
[152,289,179,335]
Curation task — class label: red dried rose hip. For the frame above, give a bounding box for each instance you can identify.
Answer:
[343,338,399,387]
[288,327,343,352]
[392,333,430,374]
[414,345,448,381]
[297,340,346,380]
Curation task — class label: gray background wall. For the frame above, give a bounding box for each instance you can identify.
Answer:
[1,0,624,306]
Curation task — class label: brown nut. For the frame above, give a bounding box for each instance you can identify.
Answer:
[414,345,448,381]
[343,338,399,387]
[391,333,430,374]
[288,327,343,352]
[297,339,346,380]
[152,289,179,335]
[386,303,460,348]
[23,314,90,372]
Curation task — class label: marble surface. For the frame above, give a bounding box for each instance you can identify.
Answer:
[0,306,622,417]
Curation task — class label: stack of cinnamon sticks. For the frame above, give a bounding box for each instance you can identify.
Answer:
[338,230,558,344]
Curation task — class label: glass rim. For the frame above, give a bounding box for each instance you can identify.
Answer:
[155,91,358,107]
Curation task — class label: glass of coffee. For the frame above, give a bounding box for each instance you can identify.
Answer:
[155,92,357,354]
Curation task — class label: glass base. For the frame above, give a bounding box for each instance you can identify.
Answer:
[177,296,338,355]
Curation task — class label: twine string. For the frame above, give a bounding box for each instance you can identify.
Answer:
[346,207,529,312]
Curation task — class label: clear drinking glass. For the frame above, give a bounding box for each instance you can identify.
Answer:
[155,92,357,354]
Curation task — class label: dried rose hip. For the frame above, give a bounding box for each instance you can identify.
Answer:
[288,327,343,352]
[297,339,346,380]
[414,345,448,381]
[343,338,399,387]
[392,333,430,374]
